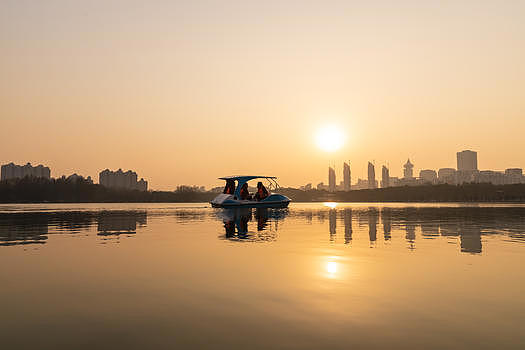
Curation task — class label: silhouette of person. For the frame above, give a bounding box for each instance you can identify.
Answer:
[254,181,269,201]
[223,179,236,195]
[240,183,252,200]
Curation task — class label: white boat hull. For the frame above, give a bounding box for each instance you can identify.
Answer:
[211,193,291,208]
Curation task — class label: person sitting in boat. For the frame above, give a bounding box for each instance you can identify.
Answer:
[223,179,235,195]
[254,181,269,201]
[240,183,252,200]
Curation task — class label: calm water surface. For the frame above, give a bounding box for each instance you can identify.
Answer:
[1,202,525,349]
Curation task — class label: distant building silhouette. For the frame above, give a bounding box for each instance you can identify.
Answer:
[328,166,336,192]
[307,149,523,190]
[368,162,376,189]
[65,173,93,184]
[403,159,414,179]
[300,183,312,191]
[99,169,148,191]
[477,170,504,185]
[343,162,351,191]
[419,169,437,184]
[438,168,456,184]
[1,162,51,181]
[354,178,369,190]
[317,182,328,191]
[457,150,478,171]
[456,150,478,184]
[505,168,523,184]
[381,165,389,188]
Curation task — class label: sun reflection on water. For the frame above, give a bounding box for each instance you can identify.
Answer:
[326,261,338,274]
[323,202,337,209]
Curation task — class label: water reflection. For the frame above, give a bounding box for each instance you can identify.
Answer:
[343,208,352,244]
[0,205,524,253]
[288,206,525,254]
[97,212,147,236]
[0,213,49,246]
[382,208,392,241]
[0,211,147,245]
[218,208,287,242]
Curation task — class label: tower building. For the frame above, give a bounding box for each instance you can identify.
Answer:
[328,166,336,192]
[457,150,478,171]
[381,165,390,188]
[403,159,414,179]
[343,162,351,191]
[368,162,376,189]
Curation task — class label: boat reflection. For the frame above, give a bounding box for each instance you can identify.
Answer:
[217,208,288,242]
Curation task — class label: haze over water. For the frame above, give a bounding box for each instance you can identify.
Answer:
[1,203,524,349]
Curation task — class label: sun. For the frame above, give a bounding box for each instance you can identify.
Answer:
[316,125,345,152]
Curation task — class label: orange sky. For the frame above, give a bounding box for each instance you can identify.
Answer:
[1,1,524,189]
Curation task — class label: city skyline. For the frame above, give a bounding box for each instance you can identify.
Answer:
[308,149,525,192]
[3,148,525,191]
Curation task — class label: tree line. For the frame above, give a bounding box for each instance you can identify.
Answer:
[0,177,214,203]
[2,177,525,203]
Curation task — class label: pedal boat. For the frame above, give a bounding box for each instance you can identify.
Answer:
[211,175,291,208]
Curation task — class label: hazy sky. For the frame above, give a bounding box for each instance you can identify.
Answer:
[1,1,524,189]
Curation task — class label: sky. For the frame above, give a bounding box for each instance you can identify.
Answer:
[1,0,524,190]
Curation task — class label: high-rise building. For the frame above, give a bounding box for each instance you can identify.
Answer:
[368,162,376,189]
[381,165,389,188]
[99,169,148,191]
[403,159,414,179]
[457,150,478,171]
[1,162,51,181]
[343,162,351,191]
[328,166,336,192]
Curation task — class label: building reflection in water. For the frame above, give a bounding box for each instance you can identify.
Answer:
[382,208,392,241]
[368,208,378,245]
[329,209,336,242]
[298,206,523,254]
[0,213,49,246]
[97,211,147,237]
[0,211,148,246]
[459,226,482,254]
[343,209,352,244]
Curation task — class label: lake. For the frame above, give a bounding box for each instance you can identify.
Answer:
[1,203,524,349]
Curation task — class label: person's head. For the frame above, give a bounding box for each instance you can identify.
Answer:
[257,181,263,188]
[242,183,248,189]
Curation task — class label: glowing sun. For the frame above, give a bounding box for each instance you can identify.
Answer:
[316,125,345,152]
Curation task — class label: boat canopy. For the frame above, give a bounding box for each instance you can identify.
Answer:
[219,175,277,182]
[218,175,279,198]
